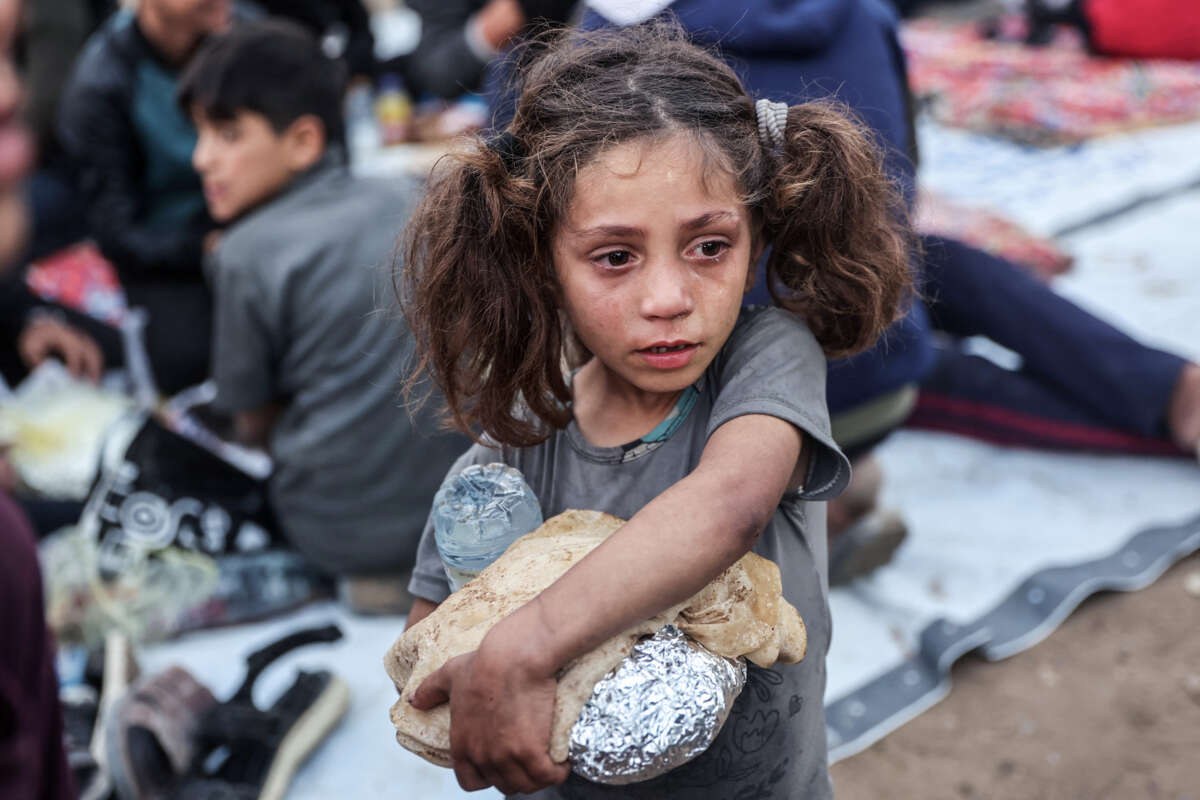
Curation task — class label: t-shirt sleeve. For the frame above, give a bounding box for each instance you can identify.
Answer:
[210,252,278,413]
[706,307,851,501]
[408,441,504,604]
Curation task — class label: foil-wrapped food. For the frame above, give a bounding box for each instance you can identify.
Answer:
[386,510,807,782]
[569,625,746,783]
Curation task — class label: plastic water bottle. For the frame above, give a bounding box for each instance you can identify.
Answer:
[432,463,543,592]
[374,73,412,146]
[343,78,380,163]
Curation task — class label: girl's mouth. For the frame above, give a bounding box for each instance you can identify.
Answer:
[637,342,699,369]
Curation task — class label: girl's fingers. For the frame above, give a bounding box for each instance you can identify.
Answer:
[487,742,571,793]
[477,762,523,796]
[544,759,572,786]
[523,753,570,787]
[471,748,549,795]
[495,772,541,796]
[452,758,490,792]
[409,665,451,710]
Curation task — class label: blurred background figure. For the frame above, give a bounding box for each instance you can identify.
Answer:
[255,0,378,80]
[180,19,472,611]
[55,0,237,395]
[18,0,113,262]
[0,0,76,797]
[397,0,578,100]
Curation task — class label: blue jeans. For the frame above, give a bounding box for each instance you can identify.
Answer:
[911,236,1187,455]
[746,235,1188,457]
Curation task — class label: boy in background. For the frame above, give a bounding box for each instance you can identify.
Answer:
[178,19,469,610]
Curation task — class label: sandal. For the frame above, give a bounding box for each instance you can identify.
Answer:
[176,668,349,800]
[829,510,909,587]
[107,624,346,800]
[106,665,218,799]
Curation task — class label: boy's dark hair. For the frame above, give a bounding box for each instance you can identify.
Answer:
[178,19,347,152]
[403,20,914,447]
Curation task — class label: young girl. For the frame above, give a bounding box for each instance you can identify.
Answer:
[400,22,911,799]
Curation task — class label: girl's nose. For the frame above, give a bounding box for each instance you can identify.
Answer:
[639,257,695,321]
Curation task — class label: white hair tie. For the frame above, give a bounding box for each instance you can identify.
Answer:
[755,99,789,150]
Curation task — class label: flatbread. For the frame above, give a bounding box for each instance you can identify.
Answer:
[385,509,806,765]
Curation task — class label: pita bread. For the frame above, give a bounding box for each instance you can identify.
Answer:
[385,509,806,765]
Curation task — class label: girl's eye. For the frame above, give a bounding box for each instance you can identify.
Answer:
[219,126,240,143]
[599,250,632,268]
[694,241,728,259]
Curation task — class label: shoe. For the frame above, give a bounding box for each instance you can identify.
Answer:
[177,669,350,800]
[61,683,101,797]
[60,632,141,800]
[829,510,908,587]
[106,624,346,800]
[828,456,884,536]
[87,633,140,800]
[106,666,218,799]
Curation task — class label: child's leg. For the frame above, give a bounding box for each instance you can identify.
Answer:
[912,346,1186,456]
[920,234,1188,443]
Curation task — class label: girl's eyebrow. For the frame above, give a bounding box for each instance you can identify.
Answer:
[681,210,740,232]
[572,210,741,241]
[574,224,644,240]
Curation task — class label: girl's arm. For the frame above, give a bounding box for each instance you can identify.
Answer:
[405,597,439,630]
[411,413,807,794]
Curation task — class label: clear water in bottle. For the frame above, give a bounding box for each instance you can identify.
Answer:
[432,463,543,591]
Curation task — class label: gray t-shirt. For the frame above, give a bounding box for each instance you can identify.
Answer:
[410,306,850,799]
[211,159,470,576]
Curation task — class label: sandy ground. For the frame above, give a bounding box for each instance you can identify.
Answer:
[831,551,1200,800]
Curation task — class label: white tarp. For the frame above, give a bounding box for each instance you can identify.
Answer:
[142,120,1200,798]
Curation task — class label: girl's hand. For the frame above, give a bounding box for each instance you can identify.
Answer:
[410,636,571,794]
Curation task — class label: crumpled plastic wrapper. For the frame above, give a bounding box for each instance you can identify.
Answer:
[569,625,746,785]
[39,526,219,649]
[0,361,133,500]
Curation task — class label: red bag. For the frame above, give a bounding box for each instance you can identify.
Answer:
[1086,0,1200,60]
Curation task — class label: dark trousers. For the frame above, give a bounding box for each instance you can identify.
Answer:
[752,234,1188,458]
[909,235,1188,456]
[0,494,75,800]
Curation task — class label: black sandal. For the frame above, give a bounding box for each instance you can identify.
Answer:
[108,624,347,800]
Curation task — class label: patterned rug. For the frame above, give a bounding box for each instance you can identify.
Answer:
[903,17,1200,145]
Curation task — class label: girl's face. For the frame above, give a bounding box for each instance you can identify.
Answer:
[552,135,754,402]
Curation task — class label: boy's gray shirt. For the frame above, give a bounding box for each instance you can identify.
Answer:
[409,306,850,799]
[211,158,470,575]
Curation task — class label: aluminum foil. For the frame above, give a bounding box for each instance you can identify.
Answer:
[569,625,746,785]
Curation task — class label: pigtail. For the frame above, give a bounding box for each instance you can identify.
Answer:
[400,138,571,446]
[764,102,915,358]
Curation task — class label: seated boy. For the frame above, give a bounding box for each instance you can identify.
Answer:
[177,20,470,609]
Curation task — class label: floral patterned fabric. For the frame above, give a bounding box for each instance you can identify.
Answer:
[903,17,1200,146]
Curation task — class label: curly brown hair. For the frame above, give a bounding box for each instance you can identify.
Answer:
[402,21,913,447]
